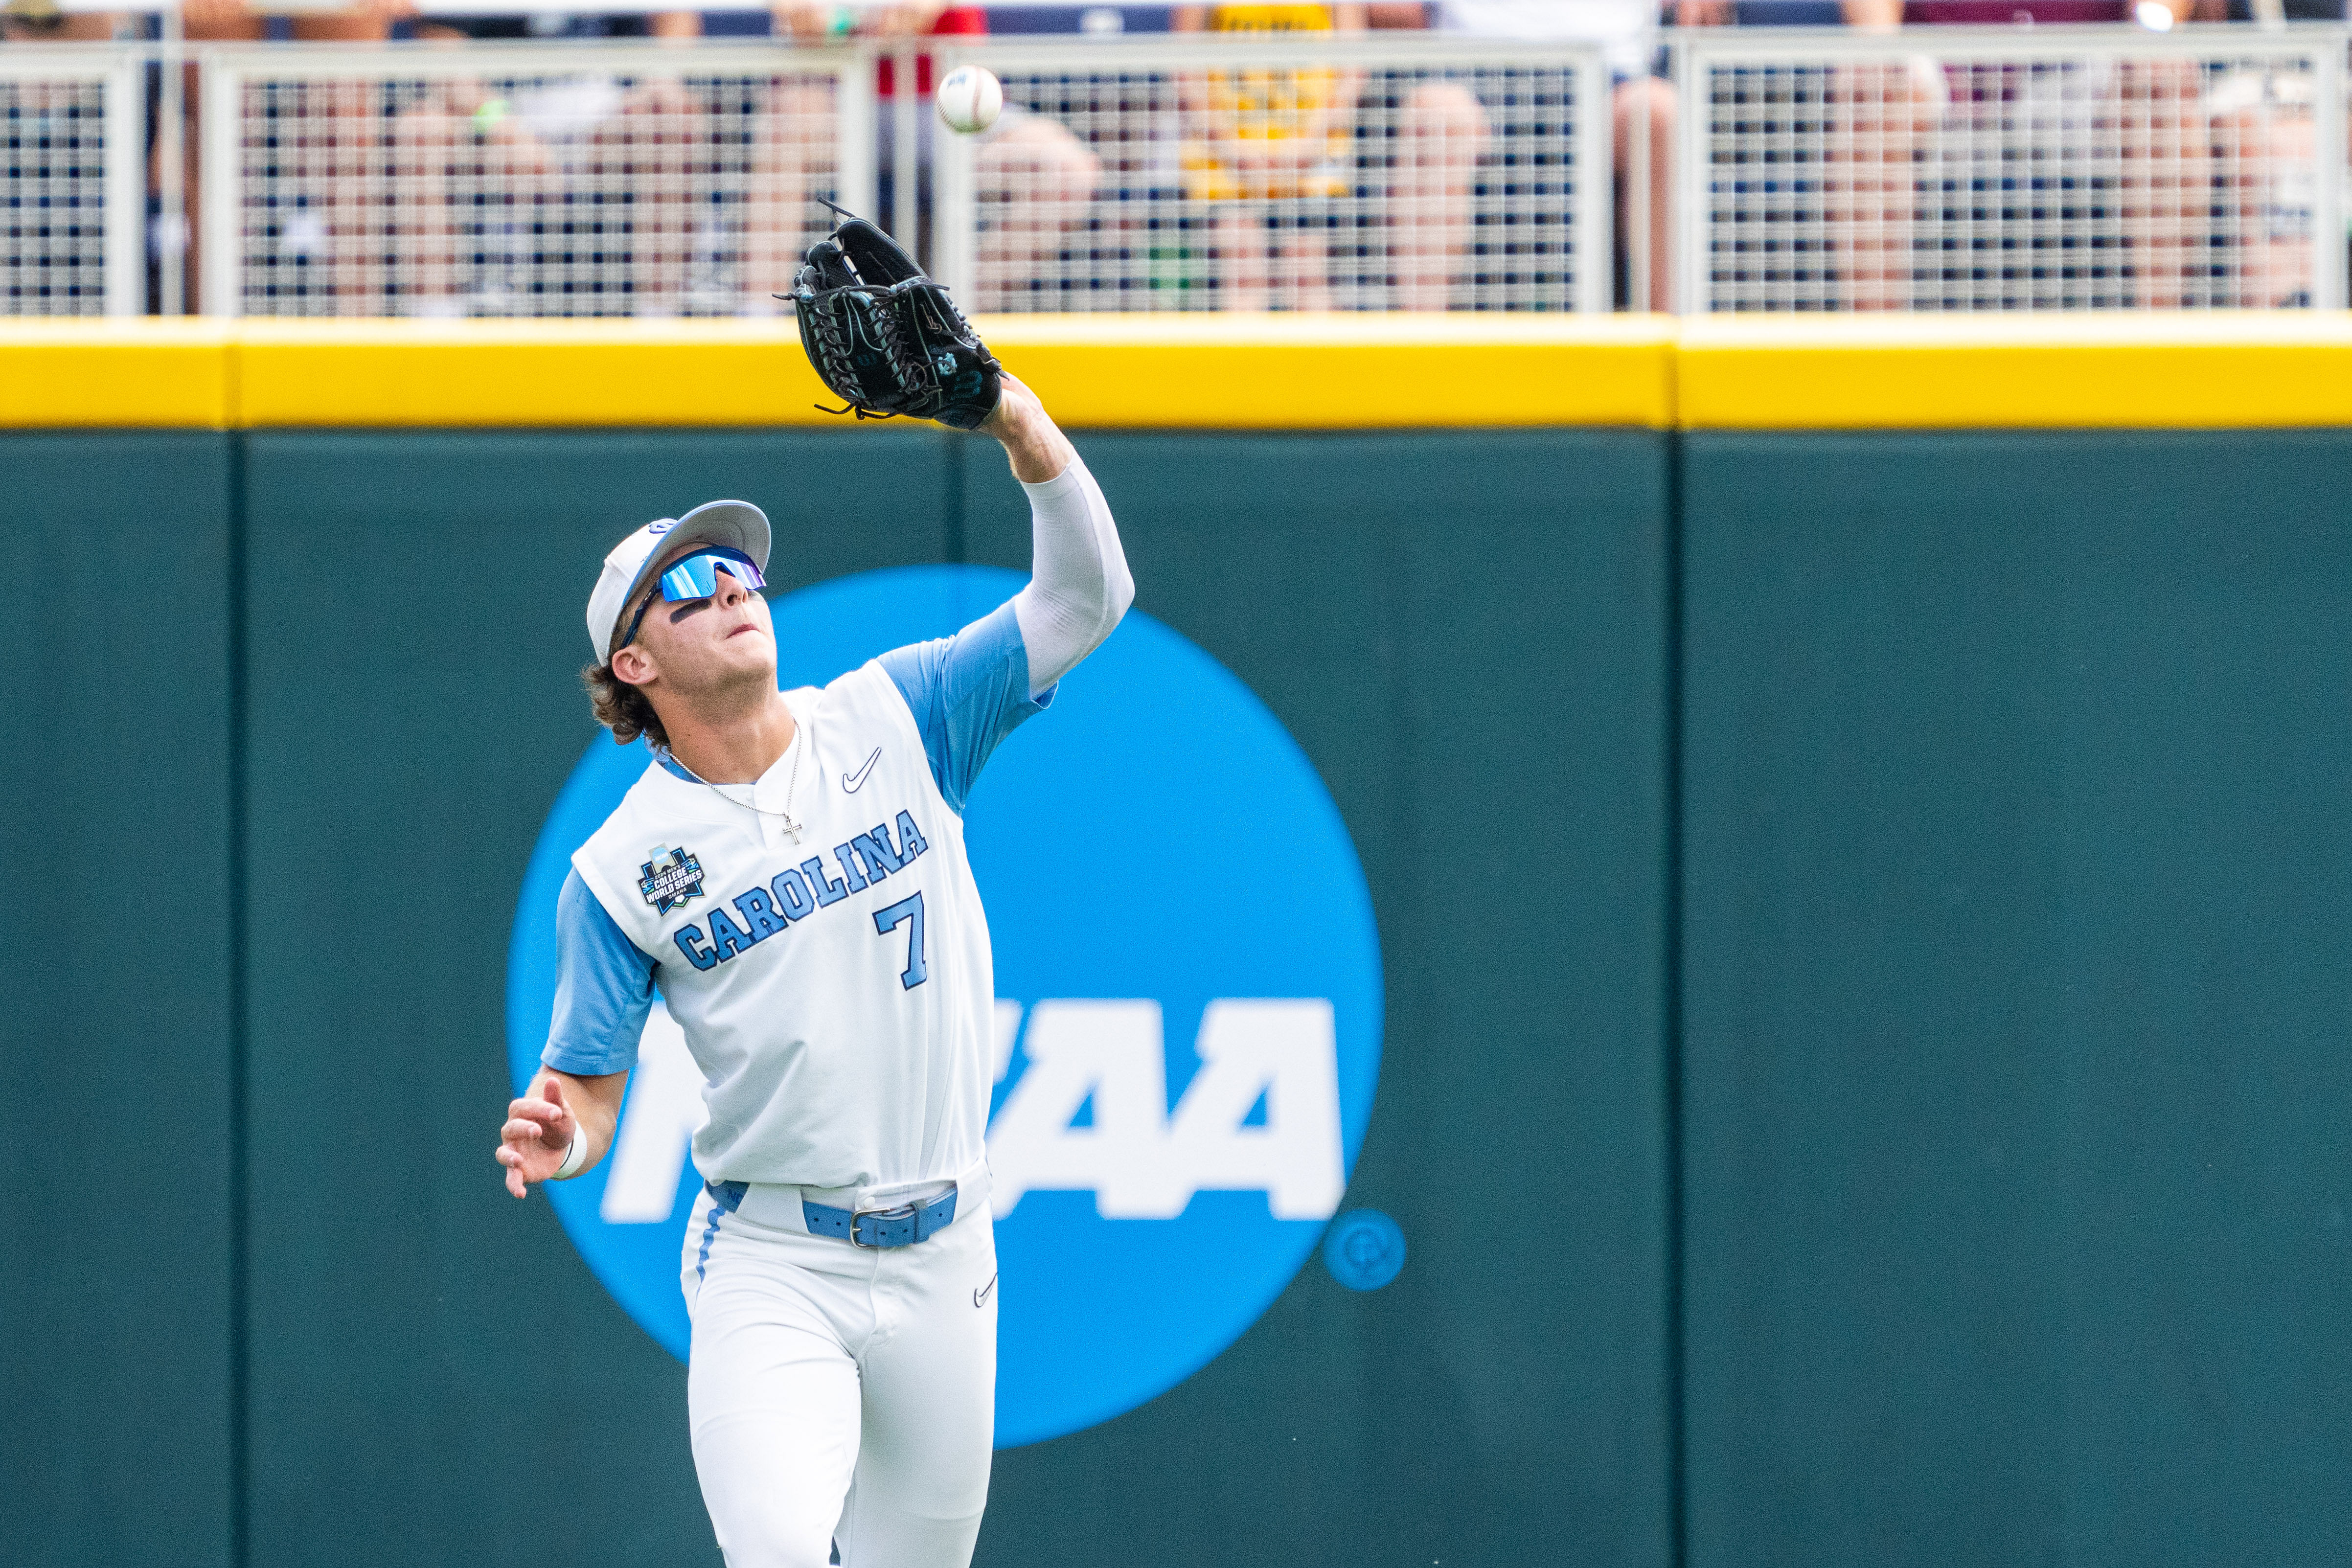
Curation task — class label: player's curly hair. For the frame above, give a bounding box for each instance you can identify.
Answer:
[582,659,670,750]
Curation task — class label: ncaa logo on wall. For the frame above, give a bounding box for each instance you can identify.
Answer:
[508,565,1384,1446]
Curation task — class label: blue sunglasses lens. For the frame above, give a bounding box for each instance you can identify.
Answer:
[616,549,767,655]
[658,550,765,601]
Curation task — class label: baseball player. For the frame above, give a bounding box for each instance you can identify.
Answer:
[496,372,1131,1568]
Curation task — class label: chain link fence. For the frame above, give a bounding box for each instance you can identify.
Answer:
[1,48,142,317]
[1677,25,2348,312]
[5,30,2352,318]
[930,37,1613,314]
[197,43,869,317]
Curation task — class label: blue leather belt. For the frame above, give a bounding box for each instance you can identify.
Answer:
[802,1187,958,1249]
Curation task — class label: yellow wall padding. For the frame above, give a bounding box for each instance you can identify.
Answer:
[0,320,235,428]
[1676,314,2352,431]
[10,314,2352,431]
[2,316,1678,431]
[980,315,1679,430]
[233,319,837,429]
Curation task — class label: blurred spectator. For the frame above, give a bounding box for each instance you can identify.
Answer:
[1669,0,1898,23]
[984,4,1176,29]
[934,3,1105,312]
[1387,0,1902,311]
[370,75,553,313]
[1817,55,1939,311]
[2097,58,2208,309]
[1425,0,1678,310]
[970,114,1102,311]
[1896,0,2233,18]
[2207,66,2314,307]
[181,0,411,42]
[1658,0,1918,312]
[775,1,981,39]
[1871,0,2220,311]
[158,0,412,311]
[0,0,124,42]
[1823,17,2208,310]
[778,3,998,259]
[1366,7,1495,311]
[383,2,982,316]
[410,10,699,41]
[1169,5,1365,309]
[385,15,825,315]
[1164,5,1487,310]
[1901,0,2126,15]
[399,12,708,316]
[0,0,127,314]
[166,0,777,314]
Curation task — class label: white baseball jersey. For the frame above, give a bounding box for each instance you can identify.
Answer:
[566,656,1018,1191]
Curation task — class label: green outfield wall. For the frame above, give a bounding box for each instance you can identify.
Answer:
[1678,431,2352,1568]
[1,435,235,1568]
[5,424,2348,1568]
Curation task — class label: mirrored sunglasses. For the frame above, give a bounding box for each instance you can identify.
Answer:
[659,549,765,601]
[620,549,766,652]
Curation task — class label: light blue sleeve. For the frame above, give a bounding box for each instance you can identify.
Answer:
[877,600,1055,817]
[541,868,659,1076]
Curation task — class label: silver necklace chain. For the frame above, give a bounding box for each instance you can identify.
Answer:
[665,712,810,843]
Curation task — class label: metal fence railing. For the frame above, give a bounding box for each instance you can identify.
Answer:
[928,37,1613,314]
[1,46,143,317]
[5,28,2352,318]
[1677,25,2349,313]
[197,42,870,318]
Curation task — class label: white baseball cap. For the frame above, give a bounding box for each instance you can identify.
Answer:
[585,499,772,664]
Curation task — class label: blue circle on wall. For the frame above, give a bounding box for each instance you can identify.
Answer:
[507,565,1382,1447]
[1322,1210,1406,1291]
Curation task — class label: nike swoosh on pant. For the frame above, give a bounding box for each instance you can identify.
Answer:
[974,1273,997,1308]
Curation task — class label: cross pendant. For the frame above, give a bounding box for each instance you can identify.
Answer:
[781,813,804,844]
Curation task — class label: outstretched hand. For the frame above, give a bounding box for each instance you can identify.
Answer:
[497,1077,578,1200]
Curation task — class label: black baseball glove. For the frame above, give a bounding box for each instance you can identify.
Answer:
[786,206,1002,430]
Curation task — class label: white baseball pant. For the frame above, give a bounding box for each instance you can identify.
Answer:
[680,1183,999,1568]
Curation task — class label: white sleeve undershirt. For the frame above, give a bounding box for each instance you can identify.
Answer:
[1011,454,1135,697]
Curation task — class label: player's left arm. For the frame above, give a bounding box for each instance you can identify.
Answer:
[877,376,1130,813]
[497,867,659,1198]
[980,372,1077,485]
[981,374,1135,695]
[498,1068,629,1200]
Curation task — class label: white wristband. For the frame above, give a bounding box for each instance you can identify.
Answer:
[552,1125,590,1181]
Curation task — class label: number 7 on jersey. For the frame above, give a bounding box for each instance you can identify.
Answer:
[874,892,928,989]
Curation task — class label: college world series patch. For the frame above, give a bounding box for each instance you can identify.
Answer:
[639,846,705,913]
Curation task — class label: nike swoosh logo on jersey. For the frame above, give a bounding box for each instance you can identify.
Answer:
[843,748,882,793]
[974,1273,997,1309]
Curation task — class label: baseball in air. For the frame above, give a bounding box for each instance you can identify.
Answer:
[936,66,1003,135]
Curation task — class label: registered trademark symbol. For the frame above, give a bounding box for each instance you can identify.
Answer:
[1322,1209,1405,1291]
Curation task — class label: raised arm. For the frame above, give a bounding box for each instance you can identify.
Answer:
[980,376,1135,695]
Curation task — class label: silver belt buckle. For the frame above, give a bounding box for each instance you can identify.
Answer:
[849,1201,918,1249]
